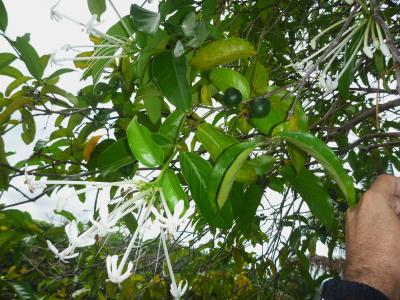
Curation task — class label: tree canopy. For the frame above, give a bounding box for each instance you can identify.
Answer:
[0,0,399,299]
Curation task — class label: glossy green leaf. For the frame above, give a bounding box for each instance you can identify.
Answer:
[0,0,7,31]
[0,65,23,78]
[45,68,75,82]
[209,142,255,209]
[0,53,16,70]
[87,0,106,20]
[248,155,276,176]
[209,68,250,99]
[5,76,31,97]
[191,38,256,70]
[160,169,188,212]
[143,96,162,124]
[130,4,160,33]
[277,131,356,206]
[7,281,35,300]
[126,117,164,167]
[280,166,335,228]
[196,123,237,161]
[98,138,135,175]
[15,35,44,80]
[180,152,230,228]
[158,110,185,143]
[20,109,36,145]
[237,184,264,235]
[152,51,192,112]
[152,132,174,158]
[246,60,269,95]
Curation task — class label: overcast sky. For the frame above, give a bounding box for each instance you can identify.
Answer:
[1,0,156,221]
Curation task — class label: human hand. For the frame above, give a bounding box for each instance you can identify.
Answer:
[345,175,400,300]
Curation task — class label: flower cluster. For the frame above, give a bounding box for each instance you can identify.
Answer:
[291,4,392,93]
[49,0,131,67]
[25,167,191,298]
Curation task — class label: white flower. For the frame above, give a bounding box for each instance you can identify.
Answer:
[152,200,191,235]
[61,44,72,51]
[170,280,188,300]
[318,73,337,93]
[310,38,317,50]
[304,61,314,73]
[106,255,133,284]
[325,76,338,93]
[344,0,354,4]
[46,240,79,262]
[90,201,119,237]
[65,220,96,248]
[50,1,62,22]
[85,15,101,35]
[318,74,327,89]
[363,46,373,58]
[380,42,391,58]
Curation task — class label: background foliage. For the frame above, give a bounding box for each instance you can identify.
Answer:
[0,0,399,298]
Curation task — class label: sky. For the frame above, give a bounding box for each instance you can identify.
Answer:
[0,0,157,221]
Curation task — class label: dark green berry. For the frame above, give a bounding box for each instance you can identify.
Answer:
[222,87,242,107]
[249,97,270,118]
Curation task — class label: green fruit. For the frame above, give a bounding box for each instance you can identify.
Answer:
[249,97,270,118]
[222,87,242,107]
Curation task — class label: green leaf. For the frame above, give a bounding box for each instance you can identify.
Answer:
[45,68,75,82]
[130,4,160,33]
[160,169,188,212]
[0,53,16,70]
[180,152,230,228]
[209,68,251,100]
[152,51,192,112]
[152,132,174,158]
[8,281,35,300]
[237,184,264,235]
[87,0,106,20]
[0,0,7,31]
[5,76,31,97]
[246,60,269,95]
[143,96,162,124]
[277,131,356,206]
[126,117,164,167]
[248,155,276,176]
[98,138,135,175]
[202,0,218,21]
[0,137,10,190]
[191,38,256,70]
[158,110,185,143]
[196,123,237,161]
[15,35,44,80]
[0,65,23,78]
[280,166,335,228]
[20,108,36,145]
[209,142,255,209]
[0,96,33,125]
[123,213,138,234]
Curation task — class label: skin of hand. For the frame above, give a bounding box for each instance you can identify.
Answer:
[345,175,400,300]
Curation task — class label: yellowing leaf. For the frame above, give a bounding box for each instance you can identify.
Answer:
[83,135,102,161]
[191,38,256,70]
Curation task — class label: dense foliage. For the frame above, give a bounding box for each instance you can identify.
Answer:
[0,0,399,298]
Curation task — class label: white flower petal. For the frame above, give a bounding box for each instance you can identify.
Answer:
[46,240,59,255]
[380,42,391,58]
